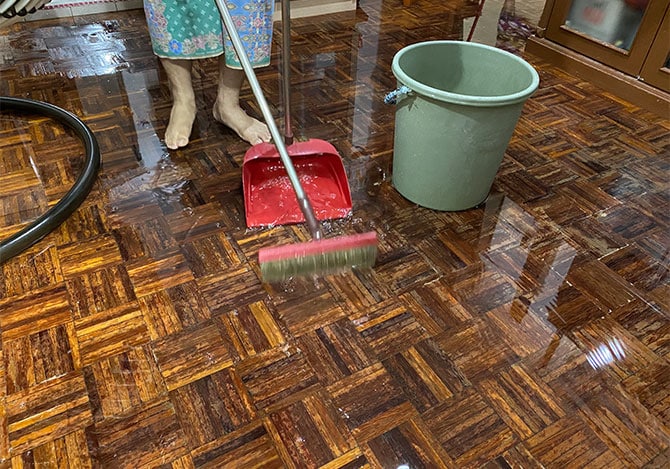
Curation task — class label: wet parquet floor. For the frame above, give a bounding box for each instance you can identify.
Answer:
[1,0,669,467]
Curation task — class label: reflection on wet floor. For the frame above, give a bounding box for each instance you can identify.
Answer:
[0,110,86,239]
[1,0,670,467]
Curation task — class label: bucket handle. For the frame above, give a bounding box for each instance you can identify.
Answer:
[384,85,412,105]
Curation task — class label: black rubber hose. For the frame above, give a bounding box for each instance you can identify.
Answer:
[0,96,101,263]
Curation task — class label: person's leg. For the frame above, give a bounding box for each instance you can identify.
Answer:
[161,58,197,150]
[213,61,271,145]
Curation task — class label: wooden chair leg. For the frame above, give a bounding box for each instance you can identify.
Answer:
[466,0,486,41]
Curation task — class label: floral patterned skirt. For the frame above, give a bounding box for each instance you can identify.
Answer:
[143,0,274,68]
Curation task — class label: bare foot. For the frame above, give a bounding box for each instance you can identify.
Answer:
[213,101,271,145]
[165,99,196,150]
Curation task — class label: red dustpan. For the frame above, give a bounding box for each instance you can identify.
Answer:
[241,0,352,228]
[243,141,352,227]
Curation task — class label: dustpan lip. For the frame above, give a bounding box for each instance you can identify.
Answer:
[243,139,341,163]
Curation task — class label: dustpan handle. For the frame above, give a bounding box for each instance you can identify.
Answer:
[281,0,293,145]
[215,0,322,240]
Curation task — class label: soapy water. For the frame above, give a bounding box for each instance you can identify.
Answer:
[246,163,352,226]
[250,174,343,207]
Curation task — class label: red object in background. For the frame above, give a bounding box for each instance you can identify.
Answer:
[582,5,606,24]
[242,140,353,228]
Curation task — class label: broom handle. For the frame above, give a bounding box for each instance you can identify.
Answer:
[281,0,293,145]
[215,0,322,240]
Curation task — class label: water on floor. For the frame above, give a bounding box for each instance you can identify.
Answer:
[0,0,668,467]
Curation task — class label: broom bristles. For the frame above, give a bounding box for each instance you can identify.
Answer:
[259,232,377,282]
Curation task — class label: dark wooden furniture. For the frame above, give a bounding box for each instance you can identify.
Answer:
[403,0,486,41]
[527,0,669,116]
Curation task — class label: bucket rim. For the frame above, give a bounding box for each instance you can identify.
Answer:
[391,40,540,107]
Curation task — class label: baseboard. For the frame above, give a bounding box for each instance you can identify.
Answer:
[285,0,356,18]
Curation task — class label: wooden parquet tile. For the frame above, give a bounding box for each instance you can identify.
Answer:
[1,0,669,467]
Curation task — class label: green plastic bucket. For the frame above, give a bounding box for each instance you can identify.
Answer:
[390,41,539,211]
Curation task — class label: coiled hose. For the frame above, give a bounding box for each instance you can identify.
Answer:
[0,0,52,28]
[0,96,101,263]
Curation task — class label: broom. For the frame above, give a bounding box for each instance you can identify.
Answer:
[214,0,378,282]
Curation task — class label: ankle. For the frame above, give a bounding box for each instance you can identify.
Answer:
[172,94,196,109]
